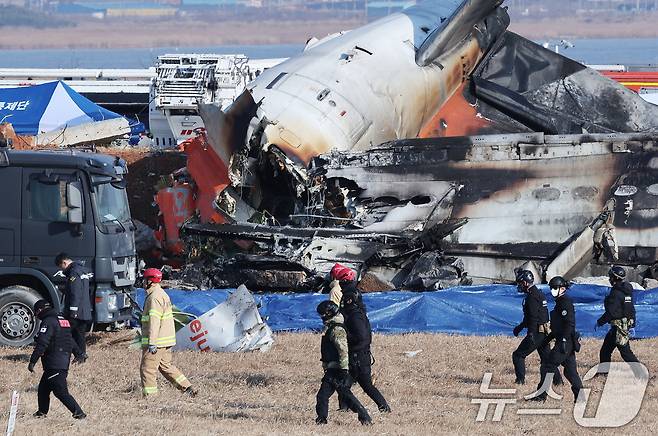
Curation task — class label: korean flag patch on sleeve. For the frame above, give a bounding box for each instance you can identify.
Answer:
[562,310,568,316]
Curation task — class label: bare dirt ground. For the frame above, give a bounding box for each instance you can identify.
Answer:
[2,13,658,50]
[0,19,361,50]
[97,147,186,228]
[1,332,657,435]
[509,14,658,39]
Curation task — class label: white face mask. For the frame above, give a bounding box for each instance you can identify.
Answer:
[551,288,560,298]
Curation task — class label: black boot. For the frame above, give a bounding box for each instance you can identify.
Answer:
[359,414,373,425]
[183,386,199,398]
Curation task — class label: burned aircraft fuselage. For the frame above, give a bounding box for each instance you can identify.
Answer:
[161,0,658,290]
[175,132,658,289]
[314,133,658,283]
[205,0,509,168]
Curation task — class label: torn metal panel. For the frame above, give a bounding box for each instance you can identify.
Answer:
[297,237,383,274]
[174,285,273,353]
[36,118,132,147]
[199,91,258,168]
[545,227,596,282]
[214,187,257,223]
[402,252,466,290]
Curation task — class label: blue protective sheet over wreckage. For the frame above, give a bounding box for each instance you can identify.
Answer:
[135,285,658,338]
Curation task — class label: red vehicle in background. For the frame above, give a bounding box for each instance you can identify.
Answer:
[597,65,658,105]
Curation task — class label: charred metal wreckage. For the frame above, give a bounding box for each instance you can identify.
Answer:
[157,0,658,291]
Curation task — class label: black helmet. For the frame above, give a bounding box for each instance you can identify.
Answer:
[549,276,569,290]
[33,299,52,317]
[608,265,626,281]
[317,300,340,321]
[516,270,534,285]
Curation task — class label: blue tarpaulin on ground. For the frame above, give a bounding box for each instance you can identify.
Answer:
[135,284,658,338]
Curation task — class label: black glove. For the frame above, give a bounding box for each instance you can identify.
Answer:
[558,338,567,354]
[573,332,582,353]
[596,317,605,328]
[27,362,36,373]
[513,325,523,337]
[336,369,352,389]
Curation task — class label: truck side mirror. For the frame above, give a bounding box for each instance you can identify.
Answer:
[66,181,84,224]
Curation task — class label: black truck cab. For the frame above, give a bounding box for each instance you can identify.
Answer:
[0,146,136,347]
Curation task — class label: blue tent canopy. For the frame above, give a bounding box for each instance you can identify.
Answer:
[0,81,127,136]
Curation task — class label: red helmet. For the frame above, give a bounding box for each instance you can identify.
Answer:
[143,268,163,283]
[330,263,356,282]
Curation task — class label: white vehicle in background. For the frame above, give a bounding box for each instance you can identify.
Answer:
[0,54,285,148]
[148,54,285,148]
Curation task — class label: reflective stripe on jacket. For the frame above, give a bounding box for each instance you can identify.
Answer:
[141,284,176,348]
[63,262,93,321]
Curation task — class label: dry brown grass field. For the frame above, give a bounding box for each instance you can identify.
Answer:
[1,331,656,435]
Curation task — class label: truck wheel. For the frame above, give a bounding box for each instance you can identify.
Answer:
[0,286,43,348]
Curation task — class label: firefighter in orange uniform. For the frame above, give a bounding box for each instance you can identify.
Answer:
[140,268,198,397]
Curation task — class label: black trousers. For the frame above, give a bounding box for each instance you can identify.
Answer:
[69,319,90,356]
[599,326,639,363]
[316,369,369,421]
[512,331,562,383]
[539,343,583,400]
[37,370,83,415]
[339,349,388,409]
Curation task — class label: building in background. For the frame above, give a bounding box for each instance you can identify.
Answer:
[507,0,658,17]
[56,1,178,17]
[14,0,658,19]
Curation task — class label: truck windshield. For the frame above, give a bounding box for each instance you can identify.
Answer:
[94,182,131,224]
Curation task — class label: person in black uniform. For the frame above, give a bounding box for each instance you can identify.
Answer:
[341,287,391,413]
[28,300,86,419]
[55,253,92,360]
[511,270,562,385]
[533,276,583,402]
[596,266,640,363]
[315,301,372,426]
